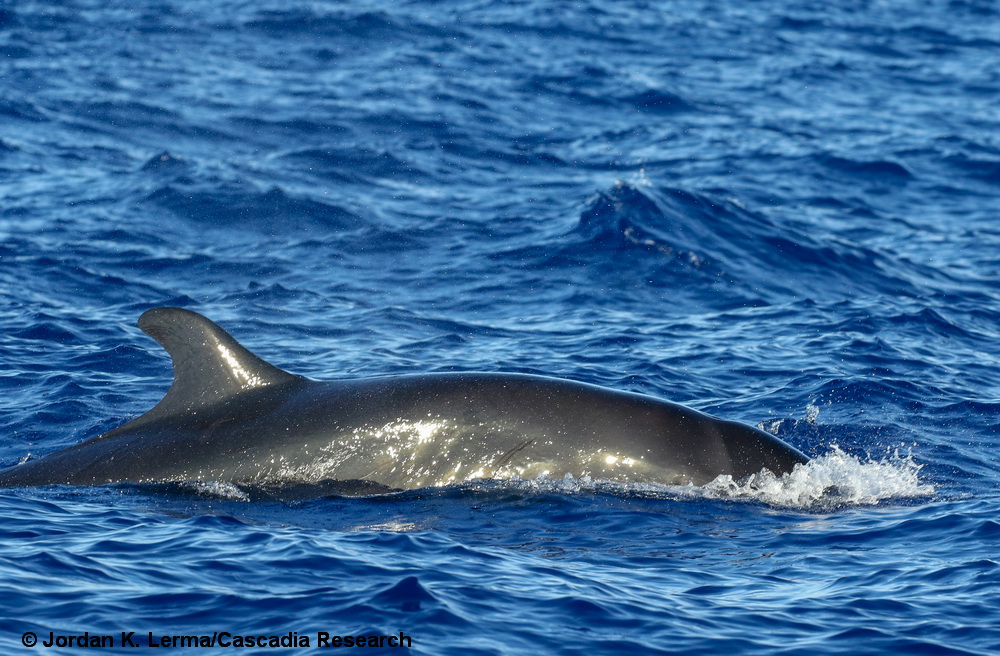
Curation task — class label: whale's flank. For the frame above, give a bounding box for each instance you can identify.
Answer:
[0,308,807,490]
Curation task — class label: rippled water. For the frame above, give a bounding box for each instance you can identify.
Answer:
[2,0,1000,653]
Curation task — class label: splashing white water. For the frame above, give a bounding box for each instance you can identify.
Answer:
[697,446,934,508]
[181,480,251,501]
[499,446,934,510]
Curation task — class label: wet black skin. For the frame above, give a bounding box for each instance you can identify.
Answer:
[0,308,808,490]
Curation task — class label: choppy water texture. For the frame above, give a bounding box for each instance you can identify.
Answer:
[2,0,1000,653]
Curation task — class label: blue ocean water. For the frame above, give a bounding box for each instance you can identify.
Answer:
[2,0,999,653]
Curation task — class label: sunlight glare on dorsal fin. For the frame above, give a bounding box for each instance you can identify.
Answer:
[123,307,303,428]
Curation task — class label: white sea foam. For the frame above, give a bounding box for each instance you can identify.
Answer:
[495,446,934,510]
[696,445,935,508]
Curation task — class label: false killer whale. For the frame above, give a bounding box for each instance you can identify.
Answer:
[0,307,807,490]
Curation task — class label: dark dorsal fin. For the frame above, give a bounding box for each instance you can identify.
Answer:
[124,307,302,428]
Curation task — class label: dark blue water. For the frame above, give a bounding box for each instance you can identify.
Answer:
[2,0,999,653]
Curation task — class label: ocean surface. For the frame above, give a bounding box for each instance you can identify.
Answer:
[1,0,999,653]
